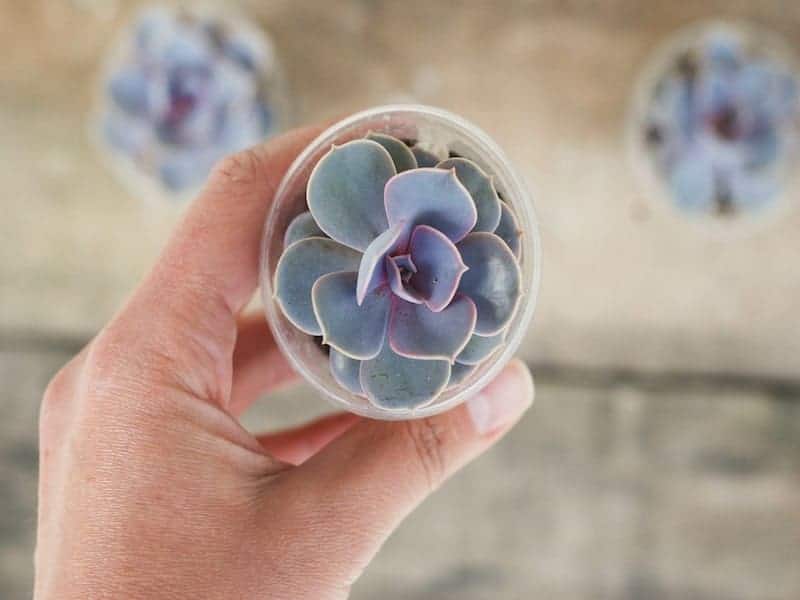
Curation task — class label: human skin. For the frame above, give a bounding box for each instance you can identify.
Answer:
[34,125,535,600]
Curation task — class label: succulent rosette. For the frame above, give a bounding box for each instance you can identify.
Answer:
[274,133,523,409]
[641,25,800,216]
[99,6,282,194]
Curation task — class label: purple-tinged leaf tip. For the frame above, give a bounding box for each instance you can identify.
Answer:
[457,232,521,336]
[388,294,477,362]
[437,157,502,232]
[408,224,468,313]
[360,342,451,410]
[312,271,390,360]
[274,238,361,335]
[307,139,395,251]
[385,168,477,244]
[356,222,407,305]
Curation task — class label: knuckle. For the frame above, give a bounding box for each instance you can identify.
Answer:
[83,329,130,383]
[40,361,77,429]
[402,418,448,490]
[82,333,161,407]
[210,147,264,192]
[41,364,72,410]
[39,349,88,441]
[84,305,229,412]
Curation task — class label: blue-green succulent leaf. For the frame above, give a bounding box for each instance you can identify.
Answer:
[437,158,502,232]
[283,211,325,248]
[388,295,476,362]
[360,342,451,410]
[410,146,441,168]
[312,271,391,360]
[329,348,363,395]
[457,232,521,336]
[307,140,396,251]
[385,168,477,243]
[448,362,476,386]
[356,222,406,305]
[456,330,506,365]
[366,132,418,172]
[274,238,361,335]
[494,201,522,258]
[408,224,468,312]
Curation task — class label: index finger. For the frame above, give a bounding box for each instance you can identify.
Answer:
[97,126,324,405]
[160,125,324,314]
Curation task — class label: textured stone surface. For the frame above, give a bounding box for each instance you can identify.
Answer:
[351,379,800,600]
[2,1,800,377]
[2,347,798,599]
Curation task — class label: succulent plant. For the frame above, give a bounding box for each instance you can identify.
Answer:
[101,7,281,193]
[642,26,799,216]
[274,133,523,410]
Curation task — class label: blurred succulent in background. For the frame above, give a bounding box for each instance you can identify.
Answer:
[641,24,800,217]
[274,133,523,409]
[98,6,284,195]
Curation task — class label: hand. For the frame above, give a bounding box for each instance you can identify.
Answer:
[35,126,535,600]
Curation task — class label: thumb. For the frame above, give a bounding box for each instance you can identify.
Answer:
[272,359,534,581]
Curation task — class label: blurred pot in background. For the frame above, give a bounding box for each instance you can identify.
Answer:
[631,21,800,223]
[92,4,289,203]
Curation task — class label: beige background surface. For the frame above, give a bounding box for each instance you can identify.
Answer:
[2,1,799,599]
[3,0,800,377]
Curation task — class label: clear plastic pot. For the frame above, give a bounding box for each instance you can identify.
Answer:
[627,20,800,231]
[260,105,541,420]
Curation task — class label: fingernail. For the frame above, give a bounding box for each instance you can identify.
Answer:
[467,359,535,435]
